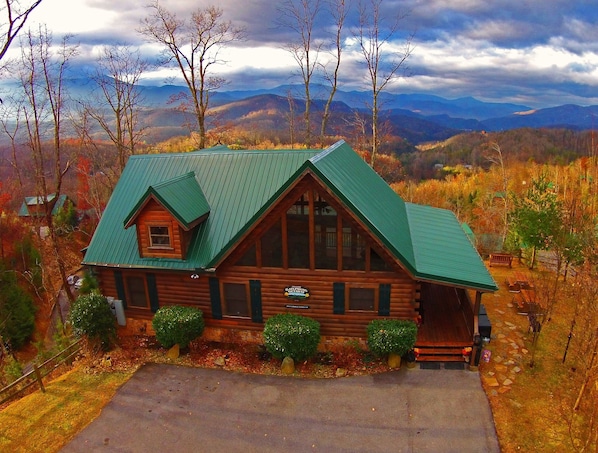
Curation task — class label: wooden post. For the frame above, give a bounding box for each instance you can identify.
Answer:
[33,363,45,393]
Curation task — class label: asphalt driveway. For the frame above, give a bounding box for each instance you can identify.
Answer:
[61,363,500,453]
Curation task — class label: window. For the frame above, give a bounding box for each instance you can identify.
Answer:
[261,220,283,267]
[222,282,250,318]
[314,193,337,269]
[149,225,171,248]
[236,244,257,266]
[287,192,310,268]
[370,248,392,272]
[348,287,376,311]
[126,276,149,309]
[342,223,366,270]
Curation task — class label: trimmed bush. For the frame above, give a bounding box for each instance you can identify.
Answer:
[366,319,418,358]
[69,292,116,352]
[263,313,320,361]
[152,305,204,349]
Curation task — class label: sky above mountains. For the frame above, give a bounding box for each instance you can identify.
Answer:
[24,0,598,109]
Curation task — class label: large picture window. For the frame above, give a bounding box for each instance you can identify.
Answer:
[222,282,250,318]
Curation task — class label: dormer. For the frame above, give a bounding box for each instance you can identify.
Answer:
[124,172,210,260]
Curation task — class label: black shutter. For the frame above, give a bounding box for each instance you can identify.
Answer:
[333,282,345,314]
[249,280,263,323]
[209,277,222,319]
[378,283,391,316]
[114,270,127,309]
[147,273,160,313]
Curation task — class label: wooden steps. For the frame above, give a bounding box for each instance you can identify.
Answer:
[415,345,469,362]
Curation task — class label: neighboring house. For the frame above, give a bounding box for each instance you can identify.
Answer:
[82,141,498,361]
[18,193,71,220]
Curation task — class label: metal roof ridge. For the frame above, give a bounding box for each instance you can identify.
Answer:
[309,140,346,163]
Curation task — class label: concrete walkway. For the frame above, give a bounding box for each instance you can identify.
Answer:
[62,363,500,453]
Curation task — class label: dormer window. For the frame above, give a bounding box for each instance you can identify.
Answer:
[123,172,210,260]
[149,226,172,248]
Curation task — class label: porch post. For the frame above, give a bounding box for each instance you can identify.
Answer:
[473,291,482,338]
[469,291,483,371]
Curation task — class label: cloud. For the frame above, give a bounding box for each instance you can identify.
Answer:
[10,0,598,109]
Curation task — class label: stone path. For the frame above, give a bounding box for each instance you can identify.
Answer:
[480,299,530,396]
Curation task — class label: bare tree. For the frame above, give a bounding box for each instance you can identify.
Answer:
[319,0,348,145]
[0,0,43,65]
[17,26,78,302]
[355,0,413,167]
[139,2,245,149]
[85,44,148,174]
[485,142,509,249]
[278,0,322,147]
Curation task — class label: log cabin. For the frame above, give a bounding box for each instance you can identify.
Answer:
[81,140,498,361]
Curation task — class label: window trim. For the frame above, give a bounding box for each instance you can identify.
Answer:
[221,281,251,319]
[148,224,173,249]
[346,284,379,313]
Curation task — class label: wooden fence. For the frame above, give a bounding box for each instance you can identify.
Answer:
[0,338,83,406]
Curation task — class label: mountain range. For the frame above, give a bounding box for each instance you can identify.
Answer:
[4,79,598,146]
[133,83,598,145]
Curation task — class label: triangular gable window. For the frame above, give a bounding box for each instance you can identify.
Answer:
[230,182,394,272]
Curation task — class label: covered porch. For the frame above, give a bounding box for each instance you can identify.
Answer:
[415,282,478,361]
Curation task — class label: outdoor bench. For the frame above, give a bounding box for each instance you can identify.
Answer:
[489,253,513,267]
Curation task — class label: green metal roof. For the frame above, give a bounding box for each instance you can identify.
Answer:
[405,203,497,291]
[18,193,69,217]
[124,172,209,230]
[308,141,416,273]
[82,141,497,291]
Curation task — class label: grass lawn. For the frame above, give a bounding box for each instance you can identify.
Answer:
[0,368,133,452]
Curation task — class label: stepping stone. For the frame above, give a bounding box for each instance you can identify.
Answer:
[502,378,513,386]
[484,376,500,387]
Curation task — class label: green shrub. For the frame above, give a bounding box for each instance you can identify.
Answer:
[0,266,36,350]
[152,305,204,349]
[366,319,418,357]
[263,313,320,361]
[69,292,116,352]
[1,355,23,385]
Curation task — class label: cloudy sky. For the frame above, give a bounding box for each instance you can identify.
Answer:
[23,0,598,108]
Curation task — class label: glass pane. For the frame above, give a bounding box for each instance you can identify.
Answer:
[149,226,170,247]
[261,220,283,267]
[342,222,365,270]
[314,193,337,269]
[287,192,310,269]
[370,247,392,271]
[236,244,257,266]
[349,287,375,311]
[127,276,148,308]
[223,283,249,317]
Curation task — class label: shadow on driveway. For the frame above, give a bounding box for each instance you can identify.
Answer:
[62,363,500,453]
